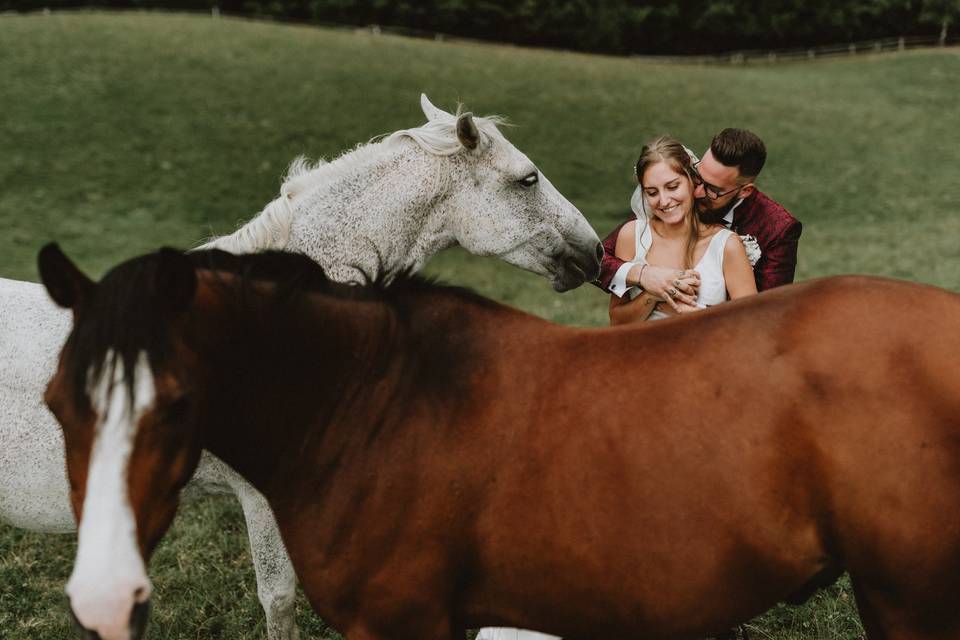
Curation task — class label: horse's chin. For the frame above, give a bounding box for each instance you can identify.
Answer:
[552,262,587,292]
[130,600,150,640]
[498,245,598,292]
[68,598,150,640]
[552,253,600,292]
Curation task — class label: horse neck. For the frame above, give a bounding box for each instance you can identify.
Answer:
[186,279,411,489]
[211,140,459,284]
[189,278,527,518]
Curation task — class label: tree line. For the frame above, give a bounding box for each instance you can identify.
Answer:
[8,0,959,55]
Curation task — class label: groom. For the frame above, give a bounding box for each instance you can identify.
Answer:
[597,128,802,310]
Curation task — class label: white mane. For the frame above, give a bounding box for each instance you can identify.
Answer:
[200,111,507,254]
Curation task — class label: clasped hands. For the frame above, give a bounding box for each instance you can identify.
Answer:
[609,264,701,325]
[632,263,700,311]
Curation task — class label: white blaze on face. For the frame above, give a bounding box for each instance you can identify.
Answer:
[66,351,155,640]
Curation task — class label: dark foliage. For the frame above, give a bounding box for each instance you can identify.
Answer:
[6,0,957,55]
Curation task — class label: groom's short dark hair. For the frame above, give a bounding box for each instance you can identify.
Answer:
[710,128,766,179]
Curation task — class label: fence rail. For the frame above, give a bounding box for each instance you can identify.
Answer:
[337,16,957,64]
[349,21,958,64]
[633,34,959,65]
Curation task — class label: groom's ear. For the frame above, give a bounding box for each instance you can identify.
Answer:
[738,182,756,200]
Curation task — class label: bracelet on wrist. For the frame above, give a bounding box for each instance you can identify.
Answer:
[636,264,648,289]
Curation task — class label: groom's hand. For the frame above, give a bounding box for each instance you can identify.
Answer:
[629,264,700,312]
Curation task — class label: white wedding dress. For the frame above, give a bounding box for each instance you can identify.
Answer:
[628,220,734,320]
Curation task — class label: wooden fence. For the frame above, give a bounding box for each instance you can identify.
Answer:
[633,34,960,65]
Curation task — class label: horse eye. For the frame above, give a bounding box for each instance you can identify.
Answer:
[518,172,539,188]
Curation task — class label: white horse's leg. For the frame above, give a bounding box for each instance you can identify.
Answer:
[476,629,561,640]
[237,483,300,640]
[193,453,299,640]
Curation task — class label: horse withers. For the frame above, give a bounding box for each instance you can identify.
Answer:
[40,244,960,640]
[1,94,600,640]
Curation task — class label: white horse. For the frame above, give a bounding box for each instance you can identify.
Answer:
[0,94,601,640]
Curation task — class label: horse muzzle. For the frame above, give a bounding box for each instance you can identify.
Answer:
[69,598,150,640]
[552,241,603,292]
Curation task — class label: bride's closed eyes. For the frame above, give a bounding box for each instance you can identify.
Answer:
[644,179,682,198]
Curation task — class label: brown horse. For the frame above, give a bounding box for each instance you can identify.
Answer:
[39,242,960,640]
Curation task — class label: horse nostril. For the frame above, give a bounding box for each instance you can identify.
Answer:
[595,242,604,264]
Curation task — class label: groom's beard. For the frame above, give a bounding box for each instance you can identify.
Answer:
[696,197,738,224]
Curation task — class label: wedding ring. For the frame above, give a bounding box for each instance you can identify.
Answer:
[673,279,681,287]
[668,288,677,297]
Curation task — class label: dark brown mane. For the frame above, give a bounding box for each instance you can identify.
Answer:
[63,248,496,410]
[190,248,500,310]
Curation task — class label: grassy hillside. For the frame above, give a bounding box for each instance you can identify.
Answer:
[2,12,959,324]
[0,10,958,639]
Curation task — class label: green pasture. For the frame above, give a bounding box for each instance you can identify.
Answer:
[1,10,958,639]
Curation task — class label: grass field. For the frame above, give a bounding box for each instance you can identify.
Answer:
[1,10,958,639]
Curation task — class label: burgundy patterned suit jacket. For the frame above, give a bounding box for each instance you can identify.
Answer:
[596,189,802,293]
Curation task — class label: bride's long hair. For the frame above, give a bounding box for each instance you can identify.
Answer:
[634,135,705,270]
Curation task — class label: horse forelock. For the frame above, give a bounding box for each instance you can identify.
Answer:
[66,255,182,415]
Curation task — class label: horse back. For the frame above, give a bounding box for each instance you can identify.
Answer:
[255,275,960,639]
[453,276,960,636]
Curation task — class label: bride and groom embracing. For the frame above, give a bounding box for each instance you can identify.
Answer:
[601,128,802,324]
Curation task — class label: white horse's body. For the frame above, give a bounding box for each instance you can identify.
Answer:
[0,96,600,640]
[0,279,74,533]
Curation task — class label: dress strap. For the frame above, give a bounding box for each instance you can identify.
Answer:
[705,228,734,267]
[634,218,653,264]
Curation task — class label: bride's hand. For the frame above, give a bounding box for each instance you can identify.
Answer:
[656,300,702,316]
[630,265,700,312]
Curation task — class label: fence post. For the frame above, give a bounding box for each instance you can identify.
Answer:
[899,36,905,51]
[849,43,856,55]
[211,6,220,19]
[874,41,881,52]
[768,51,776,63]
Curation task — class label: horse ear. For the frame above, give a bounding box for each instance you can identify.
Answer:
[37,243,94,310]
[153,248,196,313]
[420,94,451,122]
[456,112,480,150]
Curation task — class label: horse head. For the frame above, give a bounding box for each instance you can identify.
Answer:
[38,244,203,640]
[416,95,602,291]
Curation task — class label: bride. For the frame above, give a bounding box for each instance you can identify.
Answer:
[609,135,757,325]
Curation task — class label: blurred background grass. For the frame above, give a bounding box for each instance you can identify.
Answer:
[1,10,958,639]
